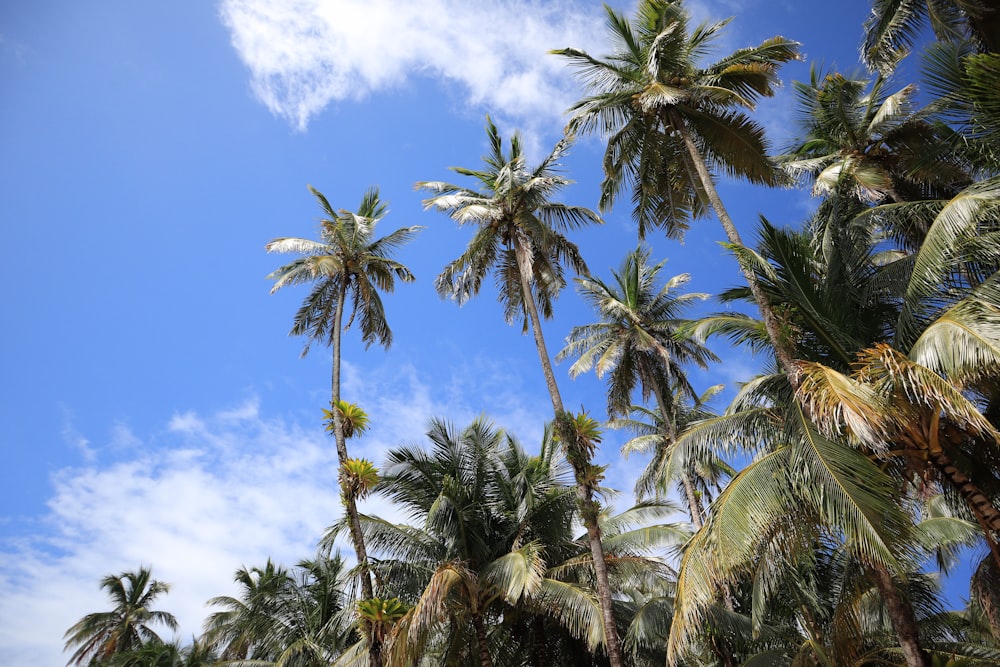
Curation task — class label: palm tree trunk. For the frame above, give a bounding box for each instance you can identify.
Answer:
[649,379,704,529]
[330,281,380,667]
[513,238,626,667]
[472,613,494,667]
[934,424,1000,536]
[672,111,932,667]
[930,427,1000,570]
[671,110,799,382]
[530,616,548,666]
[871,565,932,667]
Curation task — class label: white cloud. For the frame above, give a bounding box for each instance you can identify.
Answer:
[0,399,341,665]
[59,405,95,463]
[219,0,608,131]
[0,357,563,664]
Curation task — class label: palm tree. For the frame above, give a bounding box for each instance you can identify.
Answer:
[100,638,219,667]
[417,117,599,413]
[862,0,1000,75]
[554,0,804,383]
[415,119,627,665]
[613,387,732,528]
[355,417,686,666]
[353,418,603,667]
[680,206,1000,665]
[64,567,178,666]
[557,245,717,526]
[203,556,356,666]
[266,185,421,665]
[203,559,294,661]
[780,67,968,219]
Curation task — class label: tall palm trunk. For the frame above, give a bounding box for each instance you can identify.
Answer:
[513,238,626,667]
[672,112,932,667]
[648,379,703,529]
[670,111,798,381]
[472,613,494,667]
[330,281,380,667]
[872,566,932,667]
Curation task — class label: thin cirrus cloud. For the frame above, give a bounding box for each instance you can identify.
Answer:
[219,0,609,131]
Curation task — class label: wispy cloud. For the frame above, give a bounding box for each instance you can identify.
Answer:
[219,0,608,131]
[0,357,568,664]
[0,399,341,665]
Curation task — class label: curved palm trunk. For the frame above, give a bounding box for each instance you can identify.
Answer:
[931,449,1000,534]
[330,281,380,667]
[935,423,1000,537]
[929,421,1000,569]
[672,111,932,667]
[513,239,626,667]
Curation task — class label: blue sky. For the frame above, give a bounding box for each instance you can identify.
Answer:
[0,0,931,663]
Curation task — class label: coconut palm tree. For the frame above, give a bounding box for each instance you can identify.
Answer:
[354,417,686,667]
[862,0,1000,75]
[267,186,421,665]
[665,215,955,665]
[203,556,356,666]
[64,567,178,666]
[351,418,602,667]
[557,245,718,526]
[417,117,599,412]
[100,638,219,667]
[203,559,294,661]
[780,68,968,221]
[554,0,803,383]
[559,246,716,419]
[679,201,1000,665]
[416,119,627,665]
[613,387,732,528]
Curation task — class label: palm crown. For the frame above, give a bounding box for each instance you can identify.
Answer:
[266,186,422,355]
[780,68,967,207]
[63,567,178,666]
[554,0,800,238]
[558,245,717,418]
[417,116,601,329]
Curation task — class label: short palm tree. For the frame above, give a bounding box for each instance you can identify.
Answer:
[63,567,178,666]
[100,638,219,667]
[203,559,294,661]
[266,185,422,658]
[357,418,604,667]
[416,119,627,665]
[554,0,803,382]
[203,556,355,666]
